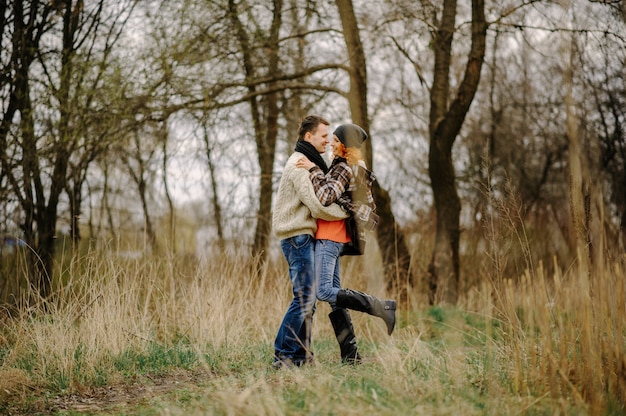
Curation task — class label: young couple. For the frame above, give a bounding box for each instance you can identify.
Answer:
[271,115,396,369]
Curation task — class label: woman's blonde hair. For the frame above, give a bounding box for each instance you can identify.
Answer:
[337,143,362,165]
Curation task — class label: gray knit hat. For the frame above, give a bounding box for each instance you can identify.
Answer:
[333,124,368,148]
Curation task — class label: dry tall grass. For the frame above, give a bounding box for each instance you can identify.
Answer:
[0,237,624,414]
[496,258,626,414]
[469,173,626,415]
[0,249,283,394]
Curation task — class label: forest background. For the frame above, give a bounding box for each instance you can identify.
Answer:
[1,0,626,414]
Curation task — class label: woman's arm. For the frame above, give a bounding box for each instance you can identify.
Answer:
[291,164,348,221]
[296,156,352,206]
[309,163,351,206]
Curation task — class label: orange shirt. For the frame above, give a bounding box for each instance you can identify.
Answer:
[316,219,350,243]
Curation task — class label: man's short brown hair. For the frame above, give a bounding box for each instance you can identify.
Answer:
[297,115,330,141]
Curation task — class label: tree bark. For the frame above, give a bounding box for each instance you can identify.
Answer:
[428,0,486,305]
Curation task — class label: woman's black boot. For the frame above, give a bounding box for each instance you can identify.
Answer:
[336,289,396,335]
[328,308,362,364]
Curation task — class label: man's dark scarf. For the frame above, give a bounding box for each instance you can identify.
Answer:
[295,140,329,173]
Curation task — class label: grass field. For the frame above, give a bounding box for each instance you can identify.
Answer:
[0,246,624,415]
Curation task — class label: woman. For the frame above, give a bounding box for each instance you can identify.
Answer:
[296,123,396,365]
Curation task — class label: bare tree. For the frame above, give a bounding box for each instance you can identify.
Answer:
[159,120,176,251]
[427,0,487,305]
[593,58,626,255]
[227,0,283,260]
[582,6,626,255]
[200,119,226,251]
[1,1,58,299]
[335,0,416,297]
[0,0,139,299]
[120,127,160,253]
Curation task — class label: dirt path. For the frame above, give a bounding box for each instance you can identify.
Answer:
[3,369,209,415]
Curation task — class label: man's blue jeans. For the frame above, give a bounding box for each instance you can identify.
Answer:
[315,239,344,308]
[274,234,317,364]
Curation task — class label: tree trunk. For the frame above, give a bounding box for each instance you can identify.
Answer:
[138,175,157,253]
[283,0,307,152]
[32,0,82,299]
[161,121,176,253]
[427,0,486,305]
[202,123,225,251]
[228,0,282,261]
[11,0,58,300]
[69,176,83,243]
[103,165,117,241]
[124,132,158,253]
[335,0,415,298]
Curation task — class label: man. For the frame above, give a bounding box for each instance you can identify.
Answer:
[272,115,348,368]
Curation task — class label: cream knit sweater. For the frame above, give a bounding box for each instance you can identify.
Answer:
[272,152,348,240]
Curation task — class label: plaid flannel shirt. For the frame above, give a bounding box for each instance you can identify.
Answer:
[309,158,379,231]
